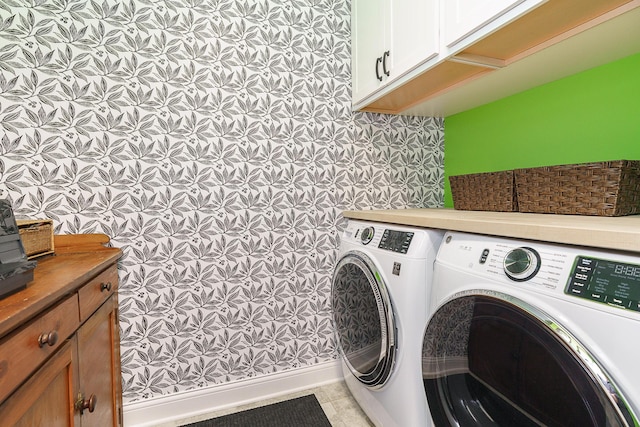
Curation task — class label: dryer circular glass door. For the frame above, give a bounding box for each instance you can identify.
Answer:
[422,293,637,427]
[331,251,396,388]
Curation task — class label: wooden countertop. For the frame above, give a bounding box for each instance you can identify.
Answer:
[0,234,122,337]
[343,208,640,253]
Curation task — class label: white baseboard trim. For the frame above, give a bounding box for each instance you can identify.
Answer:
[123,360,343,427]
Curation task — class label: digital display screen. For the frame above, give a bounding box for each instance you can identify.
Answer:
[567,256,640,311]
[379,230,413,253]
[592,259,640,300]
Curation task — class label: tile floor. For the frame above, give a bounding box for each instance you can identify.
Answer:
[158,381,374,427]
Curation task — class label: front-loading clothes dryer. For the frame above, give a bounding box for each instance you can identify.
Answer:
[331,219,443,427]
[422,231,640,427]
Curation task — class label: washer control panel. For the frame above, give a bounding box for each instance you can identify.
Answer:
[465,241,568,291]
[439,231,640,316]
[504,247,541,281]
[567,256,640,312]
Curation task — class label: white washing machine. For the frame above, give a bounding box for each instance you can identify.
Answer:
[331,219,443,427]
[422,231,640,426]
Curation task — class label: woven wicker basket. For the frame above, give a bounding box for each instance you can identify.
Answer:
[449,170,517,212]
[16,219,55,259]
[515,160,640,216]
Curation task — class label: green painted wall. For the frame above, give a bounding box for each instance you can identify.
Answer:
[443,52,640,207]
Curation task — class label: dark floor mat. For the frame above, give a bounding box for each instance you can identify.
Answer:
[180,394,332,427]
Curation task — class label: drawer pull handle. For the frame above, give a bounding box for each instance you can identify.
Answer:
[76,393,97,414]
[100,282,112,292]
[382,50,390,77]
[375,56,383,81]
[37,331,58,348]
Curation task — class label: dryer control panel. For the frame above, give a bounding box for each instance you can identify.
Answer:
[355,226,414,253]
[342,220,443,258]
[567,256,640,312]
[378,229,414,254]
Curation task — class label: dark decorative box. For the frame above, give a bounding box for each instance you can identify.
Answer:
[515,160,640,216]
[0,200,37,299]
[449,170,518,212]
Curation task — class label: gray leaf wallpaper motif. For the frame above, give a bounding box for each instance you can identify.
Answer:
[0,0,443,403]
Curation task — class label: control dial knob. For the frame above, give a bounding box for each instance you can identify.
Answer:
[504,247,541,281]
[360,227,375,245]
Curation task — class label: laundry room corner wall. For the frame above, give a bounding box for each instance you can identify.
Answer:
[443,51,640,207]
[0,0,444,408]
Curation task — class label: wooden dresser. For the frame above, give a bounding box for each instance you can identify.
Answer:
[0,234,123,426]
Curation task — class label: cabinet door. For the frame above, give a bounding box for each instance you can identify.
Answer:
[390,0,439,82]
[0,340,80,427]
[77,296,121,427]
[443,0,545,49]
[352,0,389,105]
[352,0,440,108]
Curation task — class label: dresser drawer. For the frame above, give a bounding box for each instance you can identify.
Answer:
[0,295,80,402]
[78,265,118,322]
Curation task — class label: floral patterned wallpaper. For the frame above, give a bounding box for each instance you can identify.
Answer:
[0,0,443,403]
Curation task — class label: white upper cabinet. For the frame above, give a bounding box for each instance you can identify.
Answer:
[390,1,439,84]
[352,0,640,116]
[442,0,545,51]
[351,0,388,104]
[352,0,438,106]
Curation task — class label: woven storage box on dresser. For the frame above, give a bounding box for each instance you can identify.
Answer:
[16,219,55,259]
[449,170,517,212]
[514,160,640,216]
